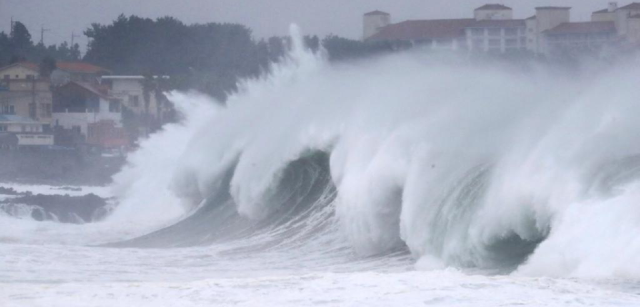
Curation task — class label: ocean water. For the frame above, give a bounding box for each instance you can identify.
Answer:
[2,27,640,306]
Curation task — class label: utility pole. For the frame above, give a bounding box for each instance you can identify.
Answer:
[10,17,14,37]
[40,25,50,45]
[71,31,80,46]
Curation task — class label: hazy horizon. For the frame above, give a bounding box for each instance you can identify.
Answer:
[1,0,617,52]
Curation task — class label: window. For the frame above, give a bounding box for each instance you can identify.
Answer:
[471,28,484,36]
[42,103,51,117]
[435,39,452,46]
[2,105,15,114]
[109,101,121,113]
[488,39,501,47]
[0,125,6,132]
[3,75,9,80]
[1,97,15,115]
[130,95,140,107]
[488,28,501,36]
[26,75,34,80]
[472,39,484,49]
[505,38,518,47]
[505,28,517,36]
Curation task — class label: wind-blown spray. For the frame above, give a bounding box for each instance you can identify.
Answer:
[75,27,640,277]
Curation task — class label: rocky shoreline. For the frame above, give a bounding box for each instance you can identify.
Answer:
[0,186,113,224]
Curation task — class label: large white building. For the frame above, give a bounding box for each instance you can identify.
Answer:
[364,2,640,56]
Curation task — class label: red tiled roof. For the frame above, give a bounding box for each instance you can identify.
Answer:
[545,21,616,35]
[368,19,475,41]
[364,10,389,16]
[593,8,610,14]
[0,62,39,72]
[619,3,640,10]
[20,62,39,71]
[0,61,110,75]
[467,19,525,28]
[56,62,111,74]
[475,4,511,11]
[526,15,536,20]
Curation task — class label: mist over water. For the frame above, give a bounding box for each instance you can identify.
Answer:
[94,28,640,278]
[3,27,640,306]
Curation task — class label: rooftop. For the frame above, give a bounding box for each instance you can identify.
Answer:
[466,19,526,28]
[536,6,571,10]
[368,19,476,41]
[56,62,111,74]
[619,3,640,10]
[101,75,170,80]
[364,10,389,16]
[0,61,110,75]
[0,62,39,73]
[545,21,616,35]
[475,4,512,11]
[58,81,112,99]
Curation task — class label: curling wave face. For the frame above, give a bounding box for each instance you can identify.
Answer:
[95,27,640,278]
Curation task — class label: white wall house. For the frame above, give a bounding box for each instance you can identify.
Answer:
[52,81,122,136]
[99,75,169,119]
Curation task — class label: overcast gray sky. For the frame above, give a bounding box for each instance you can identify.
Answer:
[0,0,616,52]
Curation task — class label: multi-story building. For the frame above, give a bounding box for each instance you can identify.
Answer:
[99,76,170,120]
[364,4,529,54]
[99,75,171,137]
[0,62,53,129]
[465,20,527,53]
[363,2,640,57]
[52,81,122,136]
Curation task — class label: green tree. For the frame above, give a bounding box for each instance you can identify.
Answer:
[10,22,33,56]
[39,56,57,78]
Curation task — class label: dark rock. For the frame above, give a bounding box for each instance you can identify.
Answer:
[0,193,111,224]
[0,186,21,196]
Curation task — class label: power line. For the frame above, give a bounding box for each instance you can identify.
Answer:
[40,25,50,45]
[71,31,81,46]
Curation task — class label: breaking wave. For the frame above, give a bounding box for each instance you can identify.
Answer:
[55,26,640,278]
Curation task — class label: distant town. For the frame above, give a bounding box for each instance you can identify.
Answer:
[0,62,171,151]
[0,2,639,155]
